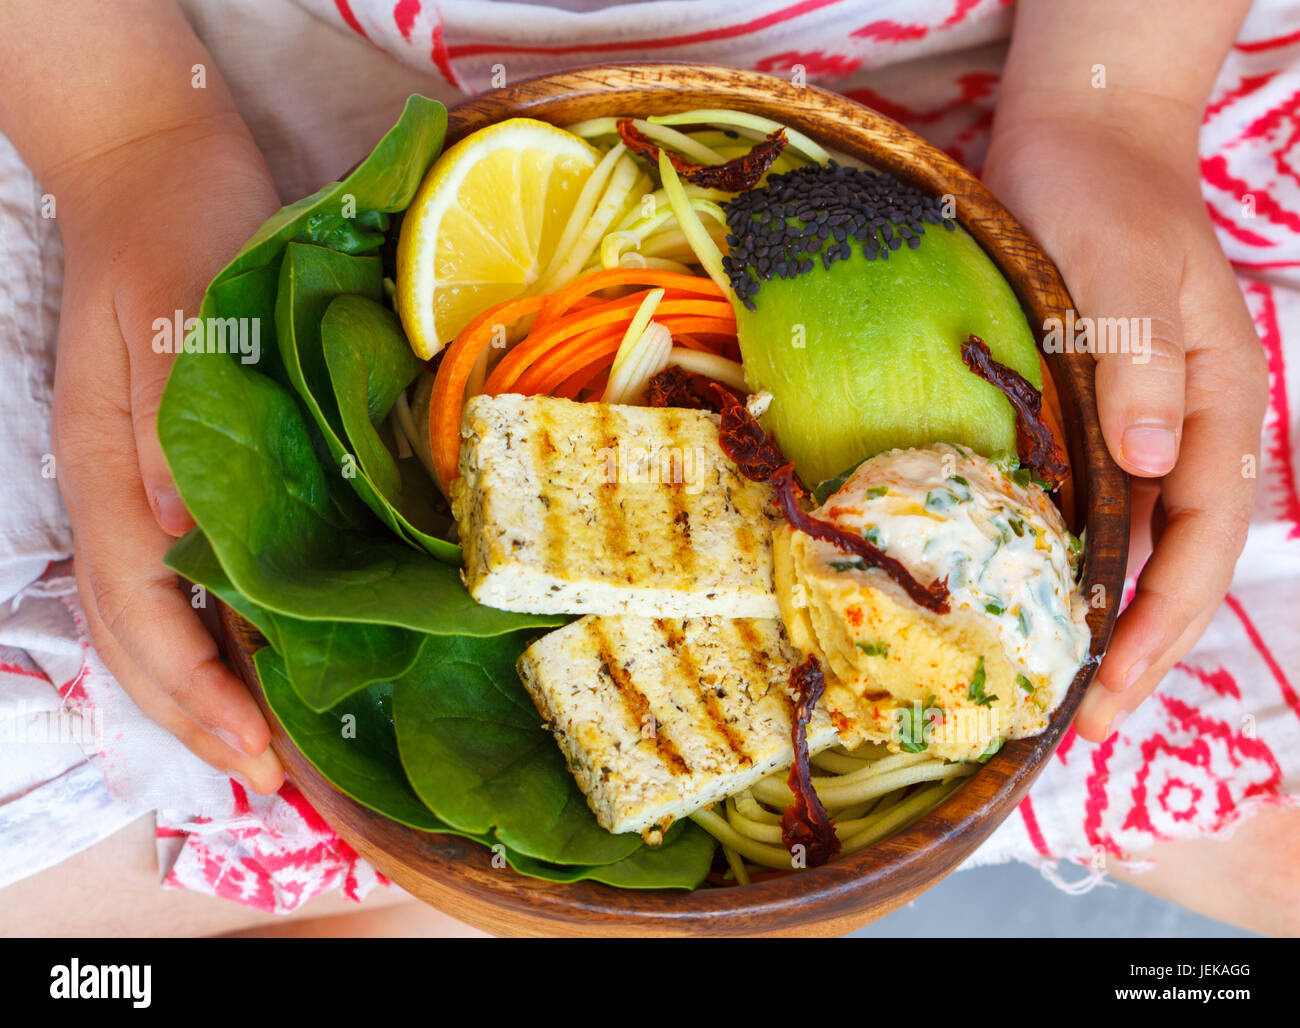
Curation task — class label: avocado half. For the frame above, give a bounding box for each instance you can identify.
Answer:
[723,163,1040,488]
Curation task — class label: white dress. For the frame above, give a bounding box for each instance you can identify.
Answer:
[1,0,1297,910]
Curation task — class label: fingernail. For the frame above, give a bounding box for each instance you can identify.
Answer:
[228,770,257,793]
[153,487,194,535]
[214,726,255,757]
[1122,657,1151,691]
[251,743,284,777]
[1122,426,1177,475]
[1106,709,1129,739]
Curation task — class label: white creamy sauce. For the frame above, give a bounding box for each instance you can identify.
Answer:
[817,443,1091,707]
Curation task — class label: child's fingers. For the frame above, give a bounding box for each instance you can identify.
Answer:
[1077,314,1265,740]
[125,349,194,537]
[1076,602,1219,741]
[54,332,283,790]
[1084,259,1187,477]
[77,577,284,794]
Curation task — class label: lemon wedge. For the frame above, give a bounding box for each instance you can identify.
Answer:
[396,118,601,359]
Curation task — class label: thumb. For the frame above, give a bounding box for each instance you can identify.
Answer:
[1079,261,1186,478]
[122,301,196,537]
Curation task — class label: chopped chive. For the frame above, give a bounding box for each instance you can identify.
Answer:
[976,736,1005,763]
[856,641,889,657]
[896,705,926,753]
[966,656,997,706]
[1017,674,1035,693]
[925,489,956,513]
[866,486,889,499]
[984,601,1005,616]
[991,450,1020,474]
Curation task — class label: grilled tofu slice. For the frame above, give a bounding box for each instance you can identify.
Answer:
[451,394,780,618]
[517,614,839,838]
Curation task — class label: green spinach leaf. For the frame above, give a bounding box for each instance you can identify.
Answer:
[393,631,642,867]
[275,243,458,559]
[167,530,427,711]
[256,646,462,834]
[303,208,390,255]
[206,95,446,290]
[502,821,716,889]
[321,294,452,549]
[158,342,559,637]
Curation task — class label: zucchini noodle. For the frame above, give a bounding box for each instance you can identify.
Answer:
[567,117,729,165]
[614,186,733,231]
[538,143,628,289]
[600,196,731,270]
[603,291,671,404]
[665,348,747,392]
[721,845,751,887]
[690,740,979,881]
[658,150,730,295]
[615,252,693,274]
[539,153,641,292]
[647,109,831,165]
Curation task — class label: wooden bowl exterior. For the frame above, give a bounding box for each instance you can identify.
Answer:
[216,63,1129,937]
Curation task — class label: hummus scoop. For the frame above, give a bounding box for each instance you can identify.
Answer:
[774,443,1090,762]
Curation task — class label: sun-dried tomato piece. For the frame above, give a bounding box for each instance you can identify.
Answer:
[712,383,793,483]
[770,466,951,614]
[644,366,717,411]
[961,335,1070,490]
[616,119,787,192]
[781,654,840,868]
[712,385,951,613]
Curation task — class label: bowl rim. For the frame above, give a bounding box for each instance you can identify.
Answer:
[218,61,1129,937]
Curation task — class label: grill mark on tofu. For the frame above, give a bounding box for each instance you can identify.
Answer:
[530,404,564,572]
[731,618,798,722]
[656,618,752,766]
[591,619,691,776]
[661,409,696,582]
[595,405,631,580]
[727,464,760,566]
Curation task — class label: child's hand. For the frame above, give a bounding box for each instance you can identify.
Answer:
[983,98,1267,742]
[51,120,286,791]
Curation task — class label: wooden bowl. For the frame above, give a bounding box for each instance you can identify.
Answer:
[218,63,1129,937]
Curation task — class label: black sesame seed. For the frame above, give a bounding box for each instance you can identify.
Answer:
[721,160,951,299]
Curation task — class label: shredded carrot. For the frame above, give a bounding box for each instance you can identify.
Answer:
[486,296,734,394]
[484,293,656,394]
[429,294,547,490]
[515,314,734,395]
[514,323,625,394]
[533,267,724,332]
[430,268,740,488]
[553,355,615,400]
[653,315,736,337]
[579,370,610,401]
[525,334,628,394]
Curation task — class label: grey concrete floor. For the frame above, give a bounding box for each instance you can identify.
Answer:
[849,861,1256,937]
